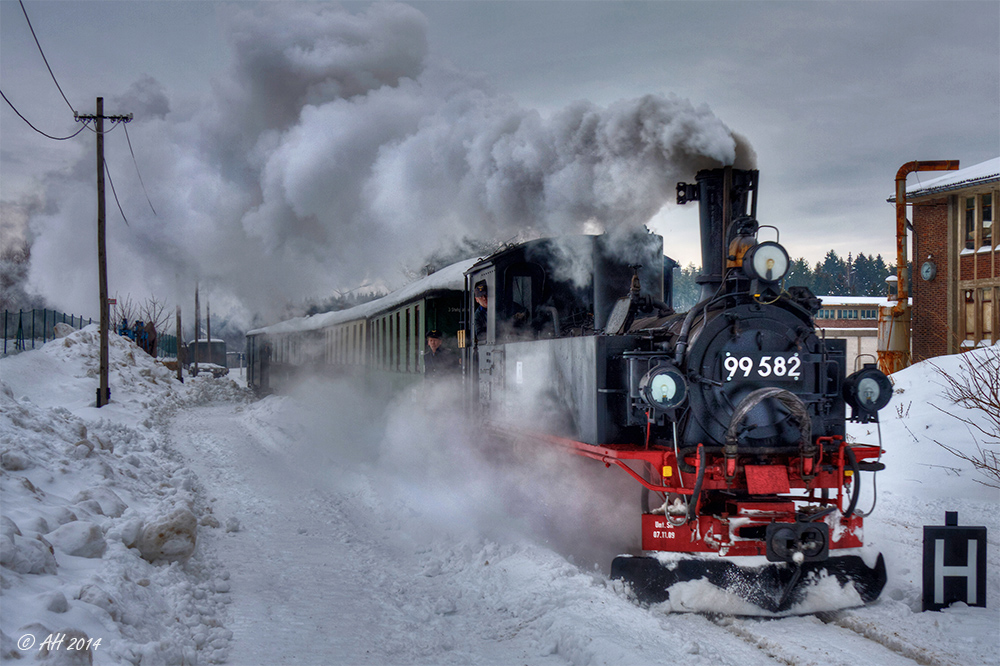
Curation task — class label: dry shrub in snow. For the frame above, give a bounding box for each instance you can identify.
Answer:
[931,344,1000,488]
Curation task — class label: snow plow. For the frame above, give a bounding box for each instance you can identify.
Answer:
[611,553,887,614]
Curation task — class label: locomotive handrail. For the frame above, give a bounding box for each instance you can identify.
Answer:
[601,458,695,495]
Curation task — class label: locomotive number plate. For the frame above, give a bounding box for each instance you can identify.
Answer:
[722,352,802,382]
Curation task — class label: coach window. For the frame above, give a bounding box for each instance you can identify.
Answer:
[394,312,400,372]
[403,308,413,372]
[412,307,419,371]
[381,318,387,369]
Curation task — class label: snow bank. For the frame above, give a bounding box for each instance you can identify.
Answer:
[1,327,250,665]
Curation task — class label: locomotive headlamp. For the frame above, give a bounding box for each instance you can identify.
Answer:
[639,364,688,411]
[843,364,893,423]
[743,241,790,284]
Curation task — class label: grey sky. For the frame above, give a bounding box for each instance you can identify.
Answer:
[1,1,997,324]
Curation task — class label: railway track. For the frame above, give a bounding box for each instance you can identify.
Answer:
[710,611,960,666]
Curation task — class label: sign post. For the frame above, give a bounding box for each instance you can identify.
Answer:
[922,511,987,611]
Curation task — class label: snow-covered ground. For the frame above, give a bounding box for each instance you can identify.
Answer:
[2,326,998,665]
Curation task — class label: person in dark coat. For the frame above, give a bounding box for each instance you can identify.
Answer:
[133,320,145,348]
[422,329,458,377]
[144,321,157,356]
[473,281,488,344]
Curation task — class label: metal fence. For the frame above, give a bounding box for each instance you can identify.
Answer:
[2,309,93,355]
[2,309,177,358]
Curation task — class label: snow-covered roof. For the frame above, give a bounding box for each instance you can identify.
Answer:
[248,258,477,336]
[815,296,891,306]
[890,157,1000,200]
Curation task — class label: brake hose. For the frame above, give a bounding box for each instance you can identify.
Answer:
[687,444,706,522]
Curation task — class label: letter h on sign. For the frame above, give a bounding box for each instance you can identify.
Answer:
[922,511,987,611]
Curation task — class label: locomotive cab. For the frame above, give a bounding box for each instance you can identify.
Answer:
[462,232,668,434]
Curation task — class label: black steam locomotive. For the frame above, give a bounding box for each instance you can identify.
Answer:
[460,167,890,612]
[247,167,891,612]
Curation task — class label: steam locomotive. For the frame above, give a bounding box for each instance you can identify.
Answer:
[463,167,890,612]
[247,167,891,613]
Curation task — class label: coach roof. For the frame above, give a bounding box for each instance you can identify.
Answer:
[248,258,477,337]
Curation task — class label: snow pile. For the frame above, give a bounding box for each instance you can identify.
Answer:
[1,327,248,665]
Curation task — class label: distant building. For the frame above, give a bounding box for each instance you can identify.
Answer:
[899,158,999,362]
[814,296,889,372]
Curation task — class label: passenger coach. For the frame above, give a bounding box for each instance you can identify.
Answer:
[246,259,473,394]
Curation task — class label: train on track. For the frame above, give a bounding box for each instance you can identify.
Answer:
[246,167,891,613]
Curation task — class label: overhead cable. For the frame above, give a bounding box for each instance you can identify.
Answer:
[0,87,89,140]
[104,158,130,226]
[18,0,76,114]
[123,123,157,216]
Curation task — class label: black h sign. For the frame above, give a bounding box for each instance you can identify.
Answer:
[922,511,987,611]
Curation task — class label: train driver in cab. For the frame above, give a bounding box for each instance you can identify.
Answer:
[474,281,488,343]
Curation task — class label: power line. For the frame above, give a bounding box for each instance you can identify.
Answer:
[19,0,76,114]
[104,158,130,226]
[0,87,89,140]
[123,123,157,216]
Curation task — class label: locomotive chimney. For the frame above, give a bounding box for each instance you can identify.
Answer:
[686,167,758,301]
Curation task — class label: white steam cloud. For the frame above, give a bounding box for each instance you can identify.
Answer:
[23,2,753,325]
[256,374,641,570]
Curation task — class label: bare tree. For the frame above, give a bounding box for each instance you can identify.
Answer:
[111,292,139,332]
[139,296,171,333]
[930,345,1000,488]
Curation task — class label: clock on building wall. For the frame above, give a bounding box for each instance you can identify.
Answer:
[920,260,937,281]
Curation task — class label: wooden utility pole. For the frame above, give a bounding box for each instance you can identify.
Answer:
[194,282,201,376]
[175,304,184,383]
[206,300,212,365]
[76,98,131,407]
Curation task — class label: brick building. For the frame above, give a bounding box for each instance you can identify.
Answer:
[902,158,999,362]
[814,296,889,372]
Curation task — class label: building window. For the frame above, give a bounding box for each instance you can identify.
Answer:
[965,197,976,249]
[964,289,976,343]
[983,287,994,341]
[982,194,993,249]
